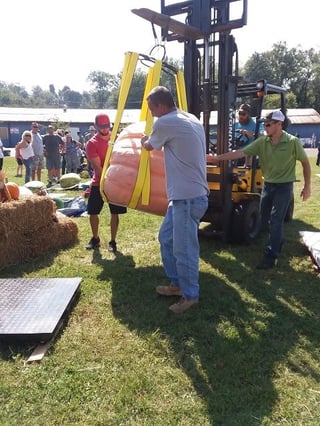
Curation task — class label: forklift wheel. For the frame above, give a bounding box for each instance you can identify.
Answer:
[230,200,261,244]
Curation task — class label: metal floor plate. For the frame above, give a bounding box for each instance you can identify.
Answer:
[0,277,81,342]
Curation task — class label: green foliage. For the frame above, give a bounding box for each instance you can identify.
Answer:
[87,71,120,108]
[108,69,147,110]
[0,154,319,425]
[2,43,320,110]
[242,42,320,110]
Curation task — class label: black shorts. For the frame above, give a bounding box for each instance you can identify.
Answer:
[87,185,127,215]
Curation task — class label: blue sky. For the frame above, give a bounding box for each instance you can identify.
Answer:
[1,0,316,93]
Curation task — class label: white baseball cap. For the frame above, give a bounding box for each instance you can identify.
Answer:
[259,110,285,122]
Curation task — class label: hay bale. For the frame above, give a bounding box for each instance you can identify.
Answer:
[1,196,56,235]
[28,217,79,257]
[0,197,79,270]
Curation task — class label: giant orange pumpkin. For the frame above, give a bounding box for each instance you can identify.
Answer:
[102,123,168,216]
[6,182,20,200]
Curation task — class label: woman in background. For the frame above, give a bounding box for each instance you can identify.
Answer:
[16,131,34,183]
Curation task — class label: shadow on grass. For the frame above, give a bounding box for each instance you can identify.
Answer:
[0,242,77,278]
[108,218,320,425]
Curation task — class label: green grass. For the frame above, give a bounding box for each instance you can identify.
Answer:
[1,156,320,425]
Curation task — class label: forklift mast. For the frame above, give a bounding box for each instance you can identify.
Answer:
[158,1,248,238]
[160,0,247,156]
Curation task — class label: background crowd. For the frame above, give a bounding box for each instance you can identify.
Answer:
[13,122,93,186]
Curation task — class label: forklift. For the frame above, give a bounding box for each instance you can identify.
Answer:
[132,0,288,243]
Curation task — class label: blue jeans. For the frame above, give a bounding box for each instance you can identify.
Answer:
[23,157,33,183]
[260,182,293,259]
[159,195,208,300]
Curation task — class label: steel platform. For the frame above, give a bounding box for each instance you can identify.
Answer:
[0,277,81,343]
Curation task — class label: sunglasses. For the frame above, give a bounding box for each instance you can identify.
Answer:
[264,121,278,128]
[25,135,32,138]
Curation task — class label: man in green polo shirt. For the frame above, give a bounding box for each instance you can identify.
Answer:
[212,110,311,269]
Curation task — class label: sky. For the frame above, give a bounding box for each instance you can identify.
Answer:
[1,0,318,94]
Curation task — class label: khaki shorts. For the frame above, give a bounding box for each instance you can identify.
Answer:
[32,155,44,169]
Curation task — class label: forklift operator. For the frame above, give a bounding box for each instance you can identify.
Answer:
[235,103,263,148]
[211,110,311,270]
[234,103,264,166]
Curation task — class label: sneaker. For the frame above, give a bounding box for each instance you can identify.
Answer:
[256,256,277,270]
[86,237,100,250]
[108,240,117,253]
[169,297,199,314]
[156,285,182,296]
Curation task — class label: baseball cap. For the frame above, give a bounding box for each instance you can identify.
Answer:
[88,125,95,131]
[238,103,251,114]
[95,113,110,129]
[259,110,285,123]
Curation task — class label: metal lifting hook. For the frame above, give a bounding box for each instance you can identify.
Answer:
[149,22,166,61]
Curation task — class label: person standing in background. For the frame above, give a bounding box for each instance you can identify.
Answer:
[16,131,34,183]
[43,125,64,187]
[77,131,85,147]
[85,125,96,143]
[65,133,81,173]
[57,129,67,175]
[0,138,4,170]
[85,125,96,177]
[30,122,44,181]
[15,143,23,177]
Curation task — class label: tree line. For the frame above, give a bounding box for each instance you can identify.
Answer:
[1,42,319,111]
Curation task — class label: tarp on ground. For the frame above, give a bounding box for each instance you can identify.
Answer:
[299,231,320,268]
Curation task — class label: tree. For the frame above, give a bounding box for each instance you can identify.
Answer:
[1,43,320,110]
[87,71,120,108]
[242,42,320,109]
[160,57,184,98]
[59,86,83,109]
[0,87,20,106]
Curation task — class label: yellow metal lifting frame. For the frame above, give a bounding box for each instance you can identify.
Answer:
[100,51,188,210]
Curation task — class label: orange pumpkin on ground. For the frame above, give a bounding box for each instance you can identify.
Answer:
[102,122,168,216]
[6,182,20,200]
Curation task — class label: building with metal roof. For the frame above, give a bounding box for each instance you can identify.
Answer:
[0,106,319,148]
[0,107,142,147]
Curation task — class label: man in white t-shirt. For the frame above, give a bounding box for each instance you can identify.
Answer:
[30,122,44,181]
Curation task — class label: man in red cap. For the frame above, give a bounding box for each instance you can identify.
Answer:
[85,113,127,252]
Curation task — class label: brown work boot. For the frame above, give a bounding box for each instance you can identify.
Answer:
[156,285,182,296]
[169,297,199,314]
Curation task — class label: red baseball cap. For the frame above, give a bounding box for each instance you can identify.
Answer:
[95,113,110,129]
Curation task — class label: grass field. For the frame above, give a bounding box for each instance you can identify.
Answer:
[0,155,320,425]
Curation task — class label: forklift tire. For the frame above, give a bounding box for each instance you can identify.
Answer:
[284,194,294,222]
[230,200,261,244]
